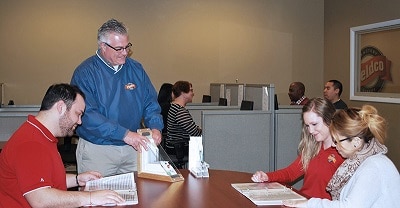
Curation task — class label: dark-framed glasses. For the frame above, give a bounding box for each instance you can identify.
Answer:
[333,137,352,145]
[103,42,132,52]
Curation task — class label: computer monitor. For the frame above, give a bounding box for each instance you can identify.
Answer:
[240,100,254,110]
[202,95,212,103]
[218,98,228,106]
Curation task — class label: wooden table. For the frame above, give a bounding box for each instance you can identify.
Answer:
[0,141,6,153]
[94,169,293,208]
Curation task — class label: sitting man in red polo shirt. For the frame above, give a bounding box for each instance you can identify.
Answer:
[0,83,125,207]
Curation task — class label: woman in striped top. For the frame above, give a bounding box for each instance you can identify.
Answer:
[166,81,202,155]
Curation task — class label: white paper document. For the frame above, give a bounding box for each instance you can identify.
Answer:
[84,172,138,206]
[231,182,306,205]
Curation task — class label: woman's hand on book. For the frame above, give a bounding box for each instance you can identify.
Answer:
[251,171,269,182]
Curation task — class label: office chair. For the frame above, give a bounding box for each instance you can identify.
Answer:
[172,141,188,169]
[218,98,228,106]
[240,100,254,110]
[165,140,188,169]
[202,95,212,103]
[58,136,78,174]
[58,136,77,164]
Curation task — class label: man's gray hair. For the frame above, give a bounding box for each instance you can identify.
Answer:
[97,19,128,44]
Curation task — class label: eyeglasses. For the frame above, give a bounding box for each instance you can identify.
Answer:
[103,42,132,52]
[332,137,352,145]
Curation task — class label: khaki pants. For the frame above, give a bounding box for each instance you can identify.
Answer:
[76,138,137,177]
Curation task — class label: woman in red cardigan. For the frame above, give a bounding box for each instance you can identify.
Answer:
[252,97,344,199]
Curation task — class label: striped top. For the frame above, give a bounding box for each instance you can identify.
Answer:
[166,103,202,148]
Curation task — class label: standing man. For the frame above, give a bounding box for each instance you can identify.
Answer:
[0,84,125,207]
[71,19,163,177]
[288,82,309,105]
[323,79,348,109]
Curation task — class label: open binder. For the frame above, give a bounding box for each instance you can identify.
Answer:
[84,172,138,206]
[231,182,306,205]
[137,129,184,182]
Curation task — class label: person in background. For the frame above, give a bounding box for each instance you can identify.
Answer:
[158,83,173,137]
[288,82,309,105]
[252,98,344,199]
[284,105,400,207]
[167,81,202,155]
[70,19,163,177]
[0,84,124,207]
[323,80,348,109]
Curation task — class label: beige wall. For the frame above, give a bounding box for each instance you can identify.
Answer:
[0,0,324,105]
[324,0,400,169]
[1,1,399,170]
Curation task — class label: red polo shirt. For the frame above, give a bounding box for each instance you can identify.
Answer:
[0,115,66,207]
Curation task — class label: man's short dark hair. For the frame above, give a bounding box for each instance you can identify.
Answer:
[328,80,343,96]
[294,82,305,95]
[40,83,85,111]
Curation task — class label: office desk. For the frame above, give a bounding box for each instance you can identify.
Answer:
[94,169,291,208]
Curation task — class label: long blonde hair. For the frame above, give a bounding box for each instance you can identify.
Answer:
[298,98,336,170]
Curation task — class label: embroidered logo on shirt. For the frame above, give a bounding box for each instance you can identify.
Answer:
[327,154,336,163]
[125,83,136,90]
[40,178,45,182]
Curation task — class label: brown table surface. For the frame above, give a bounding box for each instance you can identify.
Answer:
[93,169,294,208]
[0,141,6,152]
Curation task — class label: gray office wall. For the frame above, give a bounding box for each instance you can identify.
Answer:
[187,105,239,128]
[0,106,40,141]
[274,106,303,189]
[202,110,274,173]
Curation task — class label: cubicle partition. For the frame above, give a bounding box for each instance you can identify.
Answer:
[202,110,274,173]
[210,83,225,103]
[225,84,244,106]
[0,106,40,141]
[210,83,245,106]
[274,105,303,169]
[200,106,303,176]
[187,105,239,128]
[200,84,303,177]
[243,84,272,110]
[274,105,303,189]
[201,83,277,173]
[210,83,274,110]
